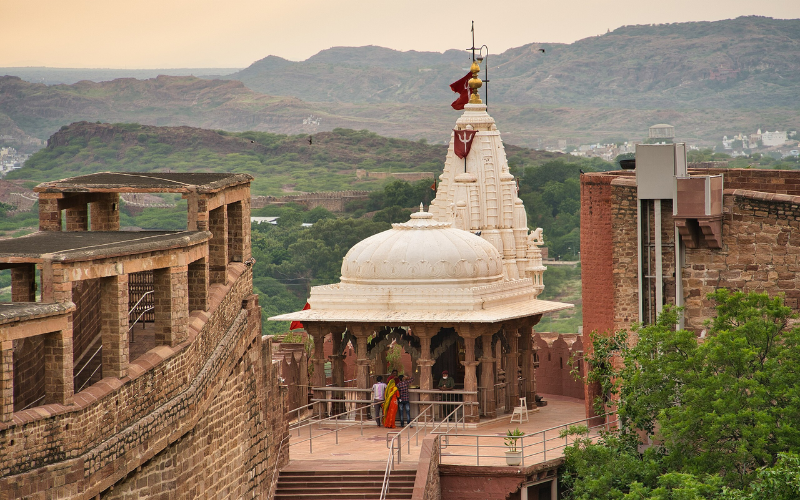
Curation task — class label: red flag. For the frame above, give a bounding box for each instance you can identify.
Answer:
[449,72,471,110]
[453,129,478,159]
[289,302,310,330]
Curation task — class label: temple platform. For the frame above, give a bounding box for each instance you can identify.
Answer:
[286,394,587,469]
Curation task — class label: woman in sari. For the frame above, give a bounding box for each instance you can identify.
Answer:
[382,379,399,429]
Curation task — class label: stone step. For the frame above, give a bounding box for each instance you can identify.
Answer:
[274,469,414,500]
[279,481,414,488]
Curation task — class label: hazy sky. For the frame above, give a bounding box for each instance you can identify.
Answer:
[2,0,799,69]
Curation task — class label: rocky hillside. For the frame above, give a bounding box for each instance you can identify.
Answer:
[228,16,800,109]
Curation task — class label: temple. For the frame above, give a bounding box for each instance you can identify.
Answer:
[271,74,570,422]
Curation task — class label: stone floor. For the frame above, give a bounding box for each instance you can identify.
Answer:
[285,394,590,470]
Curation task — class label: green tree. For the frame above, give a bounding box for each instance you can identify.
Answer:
[563,290,800,498]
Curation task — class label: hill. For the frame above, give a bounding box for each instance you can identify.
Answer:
[227,16,800,109]
[7,121,564,196]
[2,74,798,152]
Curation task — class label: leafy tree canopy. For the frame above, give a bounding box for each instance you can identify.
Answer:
[563,290,800,499]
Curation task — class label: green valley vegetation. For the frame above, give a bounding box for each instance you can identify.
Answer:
[562,290,800,499]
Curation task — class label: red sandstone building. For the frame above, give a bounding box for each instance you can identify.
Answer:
[581,146,800,416]
[0,173,288,499]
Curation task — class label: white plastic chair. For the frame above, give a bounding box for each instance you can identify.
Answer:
[510,396,529,423]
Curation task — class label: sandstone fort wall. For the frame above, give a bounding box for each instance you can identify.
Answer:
[0,266,289,499]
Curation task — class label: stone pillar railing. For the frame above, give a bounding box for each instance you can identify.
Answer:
[11,264,36,302]
[154,266,189,347]
[0,341,13,422]
[38,194,63,231]
[209,205,228,285]
[456,325,481,423]
[65,205,89,231]
[44,329,74,406]
[305,322,328,417]
[505,327,520,409]
[188,258,209,312]
[101,274,129,379]
[90,193,120,231]
[480,330,496,419]
[414,324,436,403]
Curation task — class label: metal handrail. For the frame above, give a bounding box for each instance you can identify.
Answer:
[21,395,45,411]
[74,345,102,382]
[266,433,290,500]
[380,402,468,500]
[128,290,154,316]
[77,358,104,393]
[128,306,154,343]
[437,411,618,466]
[287,402,317,427]
[289,401,384,453]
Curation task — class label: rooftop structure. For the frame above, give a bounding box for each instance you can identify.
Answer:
[649,123,675,139]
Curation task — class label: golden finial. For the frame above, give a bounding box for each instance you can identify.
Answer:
[468,60,482,104]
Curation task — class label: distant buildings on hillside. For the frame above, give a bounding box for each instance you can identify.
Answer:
[0,147,30,176]
[722,128,798,157]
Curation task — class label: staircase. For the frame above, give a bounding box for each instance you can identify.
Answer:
[274,470,415,500]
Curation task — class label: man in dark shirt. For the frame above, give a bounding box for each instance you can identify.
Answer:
[396,375,414,427]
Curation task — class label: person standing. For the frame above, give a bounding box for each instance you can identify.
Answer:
[396,374,414,427]
[371,376,387,427]
[383,378,399,428]
[438,370,455,420]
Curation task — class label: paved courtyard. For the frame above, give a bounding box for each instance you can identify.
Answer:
[285,394,591,471]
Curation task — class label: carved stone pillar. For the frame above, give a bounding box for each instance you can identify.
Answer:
[349,324,374,421]
[305,322,328,417]
[456,325,480,423]
[1,341,14,422]
[414,324,436,403]
[329,328,346,414]
[505,326,520,408]
[519,316,541,410]
[330,330,345,387]
[349,324,373,392]
[480,330,496,418]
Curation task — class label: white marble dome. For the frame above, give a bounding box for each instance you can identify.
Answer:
[340,210,504,287]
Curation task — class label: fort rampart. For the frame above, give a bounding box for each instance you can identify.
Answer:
[251,190,370,213]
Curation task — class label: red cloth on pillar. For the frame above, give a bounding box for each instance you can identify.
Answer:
[289,302,310,330]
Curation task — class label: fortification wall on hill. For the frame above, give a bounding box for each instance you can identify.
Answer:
[0,267,289,499]
[252,190,370,212]
[355,170,435,182]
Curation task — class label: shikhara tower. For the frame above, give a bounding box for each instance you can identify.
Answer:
[429,73,545,295]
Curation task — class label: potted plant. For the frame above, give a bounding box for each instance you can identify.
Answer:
[504,428,525,466]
